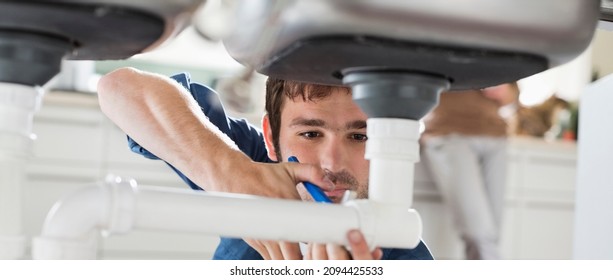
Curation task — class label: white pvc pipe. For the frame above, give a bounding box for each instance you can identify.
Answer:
[31,184,101,259]
[33,173,424,259]
[32,178,130,260]
[362,118,423,248]
[347,200,422,249]
[33,175,361,259]
[0,83,42,259]
[0,83,41,134]
[132,186,360,243]
[33,175,145,259]
[365,118,421,207]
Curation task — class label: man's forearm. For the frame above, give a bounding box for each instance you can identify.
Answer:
[97,67,249,192]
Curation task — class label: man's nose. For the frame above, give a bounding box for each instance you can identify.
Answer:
[318,137,348,172]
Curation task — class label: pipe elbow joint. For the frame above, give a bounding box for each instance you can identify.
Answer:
[345,199,422,250]
[32,175,137,259]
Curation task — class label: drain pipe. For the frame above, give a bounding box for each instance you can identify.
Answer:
[344,71,450,249]
[32,176,137,259]
[0,83,42,259]
[33,174,427,259]
[347,118,424,249]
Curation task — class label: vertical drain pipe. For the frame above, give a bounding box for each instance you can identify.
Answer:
[366,118,421,208]
[0,83,43,259]
[345,118,424,248]
[344,71,450,248]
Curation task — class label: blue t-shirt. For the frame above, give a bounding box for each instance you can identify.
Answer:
[127,72,434,260]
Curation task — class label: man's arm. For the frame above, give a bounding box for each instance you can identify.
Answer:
[97,67,333,198]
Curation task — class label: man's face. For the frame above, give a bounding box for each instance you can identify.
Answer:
[266,88,370,203]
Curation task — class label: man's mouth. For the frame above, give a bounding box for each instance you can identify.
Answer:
[325,188,351,203]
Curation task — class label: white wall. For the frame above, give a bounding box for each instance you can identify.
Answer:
[592,28,613,78]
[573,74,613,259]
[518,45,592,106]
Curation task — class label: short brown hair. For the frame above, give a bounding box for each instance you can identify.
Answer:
[265,77,350,160]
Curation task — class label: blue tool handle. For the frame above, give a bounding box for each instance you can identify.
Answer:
[287,156,333,203]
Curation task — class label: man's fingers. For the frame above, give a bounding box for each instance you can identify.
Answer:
[347,229,380,260]
[326,243,351,260]
[311,243,328,260]
[244,239,271,260]
[257,241,302,260]
[372,248,383,260]
[280,241,302,260]
[289,163,335,191]
[304,243,313,260]
[263,241,285,260]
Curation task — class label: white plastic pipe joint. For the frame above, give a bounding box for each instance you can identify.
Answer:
[32,175,137,259]
[0,83,43,259]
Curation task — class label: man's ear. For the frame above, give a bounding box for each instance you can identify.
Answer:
[262,114,278,161]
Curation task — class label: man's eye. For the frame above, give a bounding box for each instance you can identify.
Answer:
[300,131,321,138]
[351,134,368,141]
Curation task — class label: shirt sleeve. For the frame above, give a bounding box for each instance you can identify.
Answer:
[382,241,434,260]
[126,72,272,190]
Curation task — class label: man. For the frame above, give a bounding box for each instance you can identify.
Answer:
[97,67,433,260]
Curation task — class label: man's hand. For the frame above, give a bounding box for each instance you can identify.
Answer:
[304,230,383,260]
[247,229,382,260]
[244,239,302,260]
[232,160,335,200]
